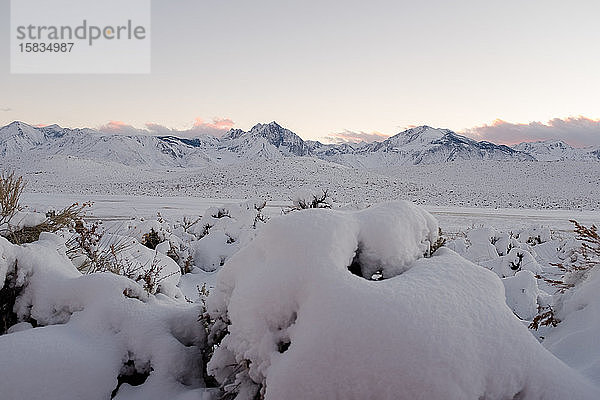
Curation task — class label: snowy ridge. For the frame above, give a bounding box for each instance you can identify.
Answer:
[223,121,310,157]
[2,120,598,169]
[312,125,535,167]
[512,140,600,162]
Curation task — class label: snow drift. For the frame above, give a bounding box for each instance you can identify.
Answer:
[207,201,599,400]
[0,233,206,400]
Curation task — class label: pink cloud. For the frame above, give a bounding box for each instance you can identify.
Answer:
[462,116,600,147]
[101,120,128,130]
[98,117,235,137]
[193,117,235,130]
[325,129,390,144]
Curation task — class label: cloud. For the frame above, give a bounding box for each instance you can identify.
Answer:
[193,117,234,130]
[98,117,235,137]
[98,121,144,135]
[462,117,600,147]
[0,107,11,112]
[325,129,390,144]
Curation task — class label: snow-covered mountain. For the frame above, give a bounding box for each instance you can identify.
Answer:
[223,121,310,157]
[0,121,62,156]
[0,121,217,168]
[512,140,600,162]
[1,121,598,169]
[312,126,534,167]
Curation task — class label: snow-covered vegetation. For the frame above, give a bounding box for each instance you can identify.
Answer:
[1,178,600,399]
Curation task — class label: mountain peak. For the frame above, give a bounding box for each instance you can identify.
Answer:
[386,125,452,146]
[222,121,310,156]
[3,121,30,129]
[266,120,282,128]
[511,139,592,161]
[0,121,39,135]
[250,121,284,132]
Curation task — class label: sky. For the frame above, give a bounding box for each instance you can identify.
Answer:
[1,0,599,146]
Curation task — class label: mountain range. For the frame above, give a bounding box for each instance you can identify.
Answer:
[1,120,598,169]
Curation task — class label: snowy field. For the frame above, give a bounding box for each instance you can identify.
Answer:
[20,192,600,235]
[8,157,600,210]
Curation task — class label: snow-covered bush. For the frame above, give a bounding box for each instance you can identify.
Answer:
[188,199,267,272]
[121,216,171,245]
[516,226,552,246]
[0,233,207,400]
[0,171,89,244]
[480,247,542,278]
[503,270,549,320]
[542,248,600,381]
[447,226,549,320]
[62,219,182,297]
[530,220,600,333]
[286,188,331,212]
[205,202,598,399]
[554,221,600,290]
[2,201,88,245]
[0,171,25,232]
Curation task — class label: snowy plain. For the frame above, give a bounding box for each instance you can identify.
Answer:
[20,192,600,235]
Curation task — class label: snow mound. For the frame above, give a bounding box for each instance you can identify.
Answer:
[0,234,206,400]
[0,210,46,233]
[189,199,267,272]
[206,202,599,399]
[544,263,600,383]
[502,270,544,320]
[480,247,543,278]
[447,226,553,320]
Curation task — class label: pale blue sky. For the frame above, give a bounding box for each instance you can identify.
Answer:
[1,0,599,144]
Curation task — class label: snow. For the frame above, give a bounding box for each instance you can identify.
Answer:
[543,263,600,383]
[188,199,266,272]
[1,109,599,400]
[502,270,542,320]
[0,210,46,232]
[206,202,599,399]
[481,248,542,278]
[0,233,206,400]
[0,121,541,169]
[513,140,598,162]
[447,226,551,320]
[444,220,600,390]
[8,157,600,210]
[2,121,600,210]
[0,323,123,400]
[1,193,600,399]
